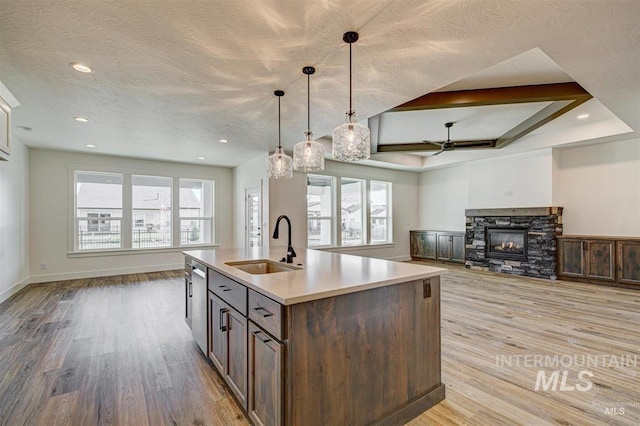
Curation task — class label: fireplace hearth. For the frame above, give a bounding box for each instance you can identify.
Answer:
[486,228,528,261]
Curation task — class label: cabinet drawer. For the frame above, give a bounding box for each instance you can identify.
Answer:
[208,270,247,315]
[248,290,284,340]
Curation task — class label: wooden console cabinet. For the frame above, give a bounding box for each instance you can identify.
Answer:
[411,230,464,263]
[558,236,640,287]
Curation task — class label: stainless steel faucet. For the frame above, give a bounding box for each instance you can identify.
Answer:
[273,215,297,263]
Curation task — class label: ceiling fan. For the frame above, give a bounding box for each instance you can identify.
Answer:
[423,122,496,156]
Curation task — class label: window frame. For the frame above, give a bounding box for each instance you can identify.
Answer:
[178,178,215,246]
[74,171,124,251]
[306,174,393,248]
[72,169,216,254]
[306,175,336,248]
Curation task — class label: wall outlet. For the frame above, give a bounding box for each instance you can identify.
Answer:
[39,263,47,270]
[504,190,514,198]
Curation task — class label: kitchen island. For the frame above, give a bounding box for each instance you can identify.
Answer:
[184,247,447,426]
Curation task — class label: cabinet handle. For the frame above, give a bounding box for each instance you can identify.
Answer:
[218,285,232,292]
[220,308,228,332]
[188,281,192,297]
[582,241,588,250]
[252,306,274,317]
[252,329,271,343]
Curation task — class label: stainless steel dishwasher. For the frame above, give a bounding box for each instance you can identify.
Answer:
[191,261,208,355]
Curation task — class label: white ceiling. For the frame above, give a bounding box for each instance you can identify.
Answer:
[0,0,638,170]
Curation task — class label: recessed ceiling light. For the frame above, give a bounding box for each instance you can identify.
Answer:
[71,63,92,73]
[577,114,590,120]
[85,144,96,149]
[75,116,89,123]
[219,139,228,143]
[198,156,206,160]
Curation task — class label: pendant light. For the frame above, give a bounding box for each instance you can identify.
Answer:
[332,31,370,162]
[267,90,293,179]
[293,66,325,172]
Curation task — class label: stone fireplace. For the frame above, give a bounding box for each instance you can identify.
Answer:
[465,207,563,279]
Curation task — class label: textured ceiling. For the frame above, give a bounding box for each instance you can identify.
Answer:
[0,0,638,169]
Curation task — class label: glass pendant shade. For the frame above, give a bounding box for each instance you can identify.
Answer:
[267,89,293,179]
[293,136,324,172]
[332,31,370,162]
[332,112,371,162]
[293,66,324,172]
[267,146,293,179]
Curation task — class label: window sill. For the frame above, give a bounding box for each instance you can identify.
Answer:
[67,243,219,258]
[313,242,395,252]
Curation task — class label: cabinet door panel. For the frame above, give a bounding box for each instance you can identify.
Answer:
[586,241,614,281]
[249,323,283,426]
[559,240,585,277]
[617,241,640,285]
[226,308,248,409]
[423,233,437,259]
[437,234,451,260]
[410,232,426,258]
[209,292,226,373]
[451,235,465,263]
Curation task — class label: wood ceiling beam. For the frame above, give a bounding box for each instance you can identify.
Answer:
[389,82,592,112]
[377,140,496,153]
[375,82,593,153]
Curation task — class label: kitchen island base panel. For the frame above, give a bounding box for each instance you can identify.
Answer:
[286,276,443,426]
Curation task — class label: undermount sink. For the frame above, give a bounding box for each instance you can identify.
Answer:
[225,259,301,275]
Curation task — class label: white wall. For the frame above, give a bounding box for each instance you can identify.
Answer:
[553,138,640,236]
[418,149,554,231]
[0,136,29,303]
[467,149,554,209]
[271,160,419,260]
[233,153,268,248]
[418,164,469,232]
[29,149,233,282]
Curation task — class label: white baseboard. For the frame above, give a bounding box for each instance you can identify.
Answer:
[29,263,184,284]
[0,276,30,304]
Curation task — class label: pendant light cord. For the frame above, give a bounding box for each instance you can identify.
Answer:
[307,72,311,136]
[278,95,282,149]
[349,41,353,116]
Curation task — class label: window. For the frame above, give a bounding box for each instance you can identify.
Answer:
[132,175,173,248]
[307,175,335,247]
[74,171,215,252]
[75,172,123,250]
[180,179,214,245]
[370,181,392,243]
[341,178,365,246]
[307,174,392,247]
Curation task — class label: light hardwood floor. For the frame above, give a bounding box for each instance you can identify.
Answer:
[0,266,638,425]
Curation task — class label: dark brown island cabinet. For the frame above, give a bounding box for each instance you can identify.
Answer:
[184,252,446,426]
[557,236,640,287]
[410,230,465,263]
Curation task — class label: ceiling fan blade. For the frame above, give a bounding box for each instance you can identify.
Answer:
[429,146,446,156]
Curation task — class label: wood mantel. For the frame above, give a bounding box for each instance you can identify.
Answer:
[465,207,563,217]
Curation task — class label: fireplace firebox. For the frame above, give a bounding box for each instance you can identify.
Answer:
[486,228,528,261]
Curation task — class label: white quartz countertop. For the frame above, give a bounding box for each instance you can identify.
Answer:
[184,247,447,305]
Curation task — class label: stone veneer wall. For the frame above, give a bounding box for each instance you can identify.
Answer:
[465,207,563,279]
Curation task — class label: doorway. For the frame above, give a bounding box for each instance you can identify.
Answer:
[245,186,262,248]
